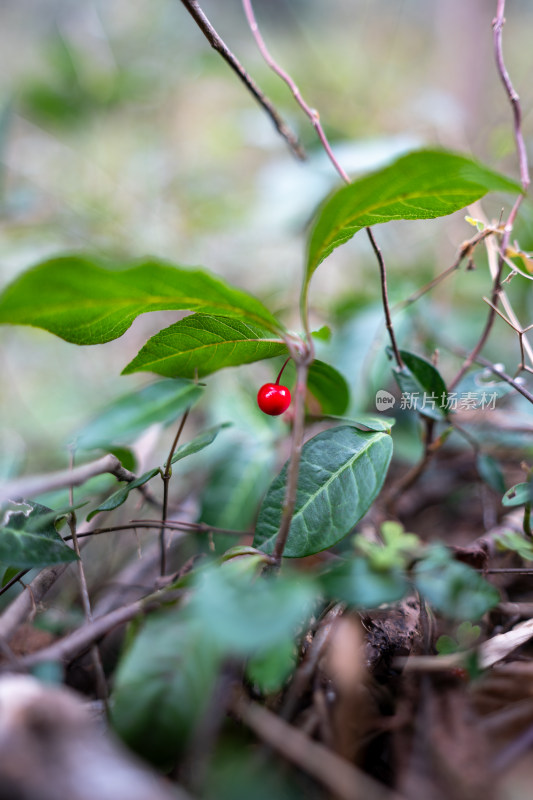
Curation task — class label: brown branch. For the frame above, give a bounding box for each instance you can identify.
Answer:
[233,691,408,800]
[241,0,347,183]
[12,600,147,669]
[178,0,304,160]
[493,1,530,193]
[0,453,135,505]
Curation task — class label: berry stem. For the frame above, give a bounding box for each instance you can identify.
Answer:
[276,356,292,385]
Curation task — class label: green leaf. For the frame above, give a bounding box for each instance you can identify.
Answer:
[389,348,448,420]
[496,530,533,561]
[122,314,287,378]
[246,637,296,693]
[306,149,521,280]
[0,500,78,568]
[414,545,500,621]
[189,560,317,653]
[75,378,203,450]
[320,557,408,608]
[253,425,393,557]
[307,360,350,415]
[477,454,505,494]
[200,444,275,534]
[324,414,396,432]
[0,254,284,344]
[87,424,230,520]
[111,611,221,767]
[354,521,420,570]
[502,482,531,507]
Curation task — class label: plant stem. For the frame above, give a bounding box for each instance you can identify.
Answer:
[366,226,404,370]
[68,450,108,706]
[178,0,304,160]
[272,355,311,563]
[160,408,190,576]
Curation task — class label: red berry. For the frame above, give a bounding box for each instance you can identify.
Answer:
[257,383,291,416]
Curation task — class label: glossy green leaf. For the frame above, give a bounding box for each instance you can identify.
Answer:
[0,500,78,568]
[87,424,230,519]
[75,379,203,450]
[253,426,393,557]
[111,611,220,767]
[389,348,448,420]
[0,254,284,344]
[122,313,287,378]
[306,149,521,280]
[414,545,500,620]
[502,482,531,507]
[320,557,408,608]
[307,360,350,415]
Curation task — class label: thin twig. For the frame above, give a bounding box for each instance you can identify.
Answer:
[449,1,529,389]
[392,227,498,313]
[160,409,190,577]
[67,449,108,706]
[71,519,250,540]
[280,603,345,722]
[366,226,403,369]
[492,1,530,193]
[178,0,305,160]
[12,600,146,669]
[241,0,347,182]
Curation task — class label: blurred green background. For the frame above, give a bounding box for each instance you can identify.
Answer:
[1,0,533,479]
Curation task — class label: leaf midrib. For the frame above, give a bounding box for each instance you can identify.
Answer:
[138,334,285,368]
[259,432,386,549]
[314,185,488,264]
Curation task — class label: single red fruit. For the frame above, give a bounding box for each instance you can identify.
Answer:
[257,383,291,416]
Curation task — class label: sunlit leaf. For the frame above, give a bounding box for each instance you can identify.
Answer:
[306,149,521,280]
[0,255,284,344]
[122,314,287,378]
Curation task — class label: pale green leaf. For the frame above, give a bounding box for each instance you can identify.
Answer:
[0,255,284,344]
